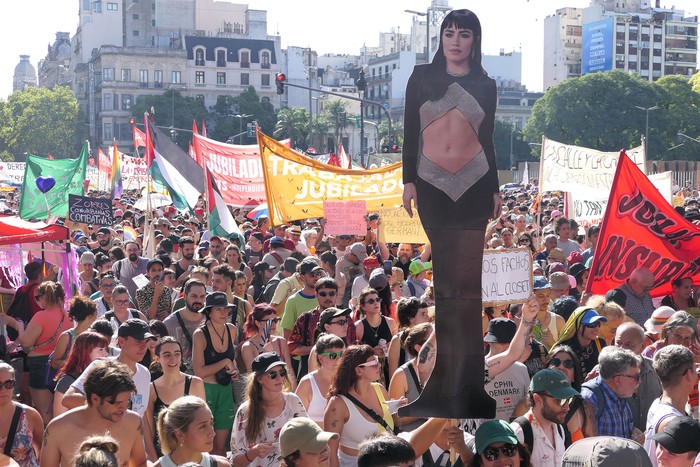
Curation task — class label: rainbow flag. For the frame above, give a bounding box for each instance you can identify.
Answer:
[110,139,123,199]
[122,225,138,241]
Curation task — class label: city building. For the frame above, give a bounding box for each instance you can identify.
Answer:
[12,55,37,93]
[483,50,523,88]
[496,90,544,132]
[281,46,319,112]
[38,33,72,90]
[365,51,417,123]
[543,7,584,90]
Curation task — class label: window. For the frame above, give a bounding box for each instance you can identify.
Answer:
[240,51,250,68]
[107,2,118,10]
[195,95,204,102]
[261,74,270,86]
[121,69,131,81]
[82,0,90,10]
[104,123,113,140]
[103,93,113,111]
[171,71,181,83]
[195,49,205,66]
[241,73,249,85]
[261,51,270,69]
[132,13,139,19]
[121,94,133,110]
[217,50,226,67]
[196,71,205,84]
[103,67,114,80]
[217,72,226,85]
[154,70,163,88]
[92,1,102,13]
[133,30,139,36]
[139,69,148,87]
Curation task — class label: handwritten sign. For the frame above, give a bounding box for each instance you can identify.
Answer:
[68,195,113,226]
[378,207,428,244]
[482,248,533,305]
[323,201,367,235]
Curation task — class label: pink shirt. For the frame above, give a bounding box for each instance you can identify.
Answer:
[28,307,71,356]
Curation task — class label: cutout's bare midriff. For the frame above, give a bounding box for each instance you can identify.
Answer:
[422,108,482,173]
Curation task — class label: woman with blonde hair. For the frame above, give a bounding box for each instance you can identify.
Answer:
[231,352,307,467]
[585,295,626,345]
[154,395,229,466]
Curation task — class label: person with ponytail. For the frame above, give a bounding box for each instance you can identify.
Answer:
[18,280,71,424]
[74,435,119,467]
[154,395,229,466]
[53,331,109,417]
[147,337,205,458]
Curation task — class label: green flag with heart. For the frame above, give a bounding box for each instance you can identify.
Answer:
[19,141,89,220]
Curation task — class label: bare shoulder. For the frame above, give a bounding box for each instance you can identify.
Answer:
[19,403,43,426]
[213,455,230,466]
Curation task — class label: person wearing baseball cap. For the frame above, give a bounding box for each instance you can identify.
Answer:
[562,436,652,467]
[349,256,380,303]
[262,236,292,270]
[93,227,113,256]
[511,369,580,465]
[653,416,700,467]
[475,420,529,466]
[279,417,339,467]
[552,307,608,375]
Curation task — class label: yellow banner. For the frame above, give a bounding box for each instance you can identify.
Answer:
[258,131,404,225]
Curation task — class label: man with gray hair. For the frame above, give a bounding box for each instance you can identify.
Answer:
[643,345,695,466]
[581,345,644,440]
[612,267,656,326]
[535,233,558,267]
[614,322,662,431]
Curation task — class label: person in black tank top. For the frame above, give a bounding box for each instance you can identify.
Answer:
[355,289,398,386]
[146,337,206,459]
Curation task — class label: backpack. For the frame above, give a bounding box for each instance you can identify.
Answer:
[514,416,564,455]
[581,380,606,420]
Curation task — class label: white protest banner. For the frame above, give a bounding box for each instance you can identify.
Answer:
[482,248,532,305]
[323,201,367,235]
[378,207,429,244]
[539,137,645,194]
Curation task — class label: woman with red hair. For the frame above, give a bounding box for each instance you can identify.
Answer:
[52,331,109,417]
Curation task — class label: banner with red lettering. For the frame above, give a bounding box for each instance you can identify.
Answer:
[587,151,700,297]
[193,134,290,207]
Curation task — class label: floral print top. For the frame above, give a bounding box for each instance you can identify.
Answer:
[0,405,38,467]
[231,392,307,467]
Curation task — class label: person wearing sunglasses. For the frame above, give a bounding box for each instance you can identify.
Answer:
[552,307,609,376]
[580,345,644,441]
[297,334,345,428]
[307,308,352,374]
[231,352,307,467]
[355,288,398,387]
[511,369,580,466]
[0,362,42,466]
[473,419,530,467]
[241,304,297,389]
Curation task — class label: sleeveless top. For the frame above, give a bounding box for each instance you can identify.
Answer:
[398,361,426,431]
[159,452,213,467]
[152,376,193,458]
[202,324,236,367]
[299,372,327,424]
[338,383,392,450]
[0,405,39,467]
[360,316,392,384]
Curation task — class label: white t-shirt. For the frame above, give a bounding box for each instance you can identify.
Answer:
[398,430,474,467]
[644,398,683,467]
[70,356,151,417]
[485,361,530,421]
[351,275,370,302]
[511,412,565,467]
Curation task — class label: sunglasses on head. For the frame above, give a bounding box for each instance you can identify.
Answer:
[483,444,518,461]
[319,351,343,360]
[363,298,379,305]
[329,318,348,326]
[358,356,380,368]
[318,291,337,298]
[0,379,15,390]
[267,368,287,380]
[549,357,575,369]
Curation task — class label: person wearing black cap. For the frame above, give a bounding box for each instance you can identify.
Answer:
[62,319,157,418]
[191,292,239,456]
[135,258,172,321]
[248,261,276,304]
[653,416,700,467]
[281,258,324,340]
[230,352,307,467]
[92,227,113,257]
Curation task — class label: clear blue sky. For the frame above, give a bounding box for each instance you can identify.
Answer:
[1,0,697,98]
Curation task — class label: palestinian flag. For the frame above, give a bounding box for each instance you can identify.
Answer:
[205,165,244,245]
[146,120,204,211]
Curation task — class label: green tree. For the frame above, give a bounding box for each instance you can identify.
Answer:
[274,107,309,146]
[494,121,530,169]
[377,120,404,148]
[690,69,700,94]
[131,90,208,150]
[308,114,330,151]
[322,100,349,151]
[1,86,80,158]
[654,75,700,160]
[208,87,276,144]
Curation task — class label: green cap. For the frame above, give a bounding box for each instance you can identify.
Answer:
[279,417,339,457]
[530,369,580,399]
[475,420,519,455]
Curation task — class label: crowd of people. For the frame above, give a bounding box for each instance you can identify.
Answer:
[0,180,700,466]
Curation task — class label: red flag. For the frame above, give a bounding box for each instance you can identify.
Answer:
[46,153,54,160]
[193,120,199,136]
[587,150,700,297]
[327,153,341,167]
[133,125,146,150]
[144,113,155,167]
[201,120,207,138]
[97,148,111,175]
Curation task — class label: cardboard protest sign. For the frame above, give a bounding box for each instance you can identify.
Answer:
[378,207,429,244]
[482,248,533,305]
[323,201,367,235]
[68,195,114,226]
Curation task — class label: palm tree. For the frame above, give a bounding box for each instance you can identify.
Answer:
[309,115,330,152]
[274,107,309,146]
[323,100,349,152]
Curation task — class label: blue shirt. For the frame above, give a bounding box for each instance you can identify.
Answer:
[581,376,634,439]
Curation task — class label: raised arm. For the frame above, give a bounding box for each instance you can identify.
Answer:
[485,294,538,379]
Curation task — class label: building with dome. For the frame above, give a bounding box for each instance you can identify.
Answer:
[38,32,73,89]
[12,55,37,92]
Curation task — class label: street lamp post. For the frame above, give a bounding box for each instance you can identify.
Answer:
[356,69,367,167]
[677,132,700,144]
[233,114,252,144]
[635,105,658,157]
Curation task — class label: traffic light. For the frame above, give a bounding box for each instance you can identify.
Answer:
[391,144,400,152]
[382,145,389,153]
[129,118,135,125]
[340,112,347,127]
[276,73,286,94]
